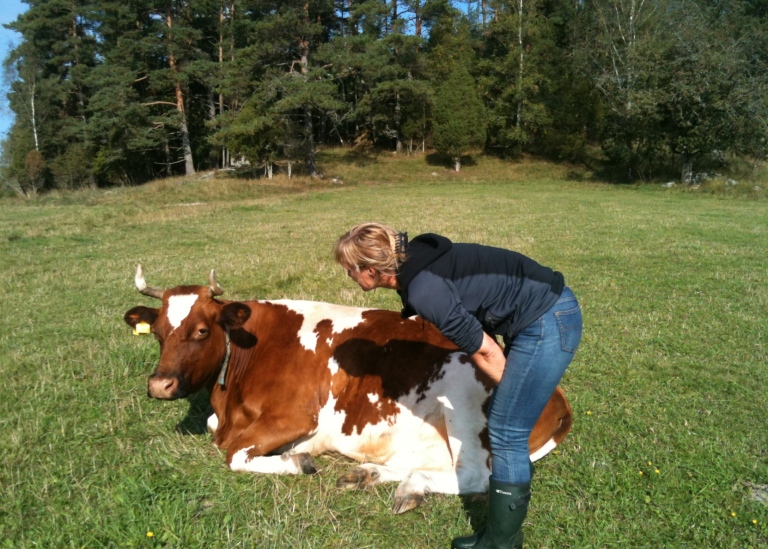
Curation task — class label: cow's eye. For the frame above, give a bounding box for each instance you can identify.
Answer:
[196,327,209,339]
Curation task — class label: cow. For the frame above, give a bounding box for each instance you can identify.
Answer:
[124,266,572,513]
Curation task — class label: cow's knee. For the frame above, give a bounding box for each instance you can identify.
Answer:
[207,414,218,434]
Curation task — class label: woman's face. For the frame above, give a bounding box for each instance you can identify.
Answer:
[343,263,379,292]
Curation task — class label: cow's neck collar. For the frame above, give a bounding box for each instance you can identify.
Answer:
[216,330,232,387]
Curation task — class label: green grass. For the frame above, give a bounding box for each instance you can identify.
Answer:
[1,151,766,548]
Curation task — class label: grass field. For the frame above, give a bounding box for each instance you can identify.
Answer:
[1,151,766,548]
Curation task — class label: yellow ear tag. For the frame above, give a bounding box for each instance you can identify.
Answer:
[133,322,151,336]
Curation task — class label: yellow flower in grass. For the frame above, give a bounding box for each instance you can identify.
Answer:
[753,519,759,525]
[731,512,737,517]
[639,471,644,475]
[147,532,154,538]
[654,469,660,474]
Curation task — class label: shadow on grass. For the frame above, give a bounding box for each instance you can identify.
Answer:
[458,493,489,531]
[175,390,214,435]
[337,148,380,167]
[425,152,479,170]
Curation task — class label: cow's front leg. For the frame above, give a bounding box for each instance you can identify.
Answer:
[229,450,317,475]
[337,463,402,490]
[225,417,318,475]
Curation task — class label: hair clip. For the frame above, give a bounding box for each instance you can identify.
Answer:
[396,232,408,255]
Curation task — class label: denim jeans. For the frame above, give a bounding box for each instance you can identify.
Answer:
[487,286,582,484]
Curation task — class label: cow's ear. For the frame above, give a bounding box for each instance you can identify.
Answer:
[220,302,251,329]
[124,306,159,328]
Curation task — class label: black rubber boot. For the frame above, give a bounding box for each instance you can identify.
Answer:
[451,478,530,549]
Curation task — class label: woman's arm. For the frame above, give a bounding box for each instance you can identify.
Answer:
[471,331,507,384]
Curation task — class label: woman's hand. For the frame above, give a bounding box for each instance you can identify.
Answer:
[471,332,507,384]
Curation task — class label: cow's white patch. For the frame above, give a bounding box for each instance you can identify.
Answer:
[529,437,557,462]
[229,447,303,474]
[301,392,347,453]
[270,300,369,352]
[167,294,198,330]
[327,356,340,376]
[207,414,218,434]
[294,352,491,486]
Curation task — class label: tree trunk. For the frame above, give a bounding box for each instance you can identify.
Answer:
[516,0,524,130]
[304,105,317,176]
[389,0,398,34]
[30,79,39,152]
[217,5,225,168]
[167,4,195,175]
[454,156,461,172]
[681,153,693,185]
[299,6,318,177]
[175,83,195,175]
[164,140,172,177]
[394,90,402,153]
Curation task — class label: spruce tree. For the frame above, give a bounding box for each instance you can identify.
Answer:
[432,63,486,171]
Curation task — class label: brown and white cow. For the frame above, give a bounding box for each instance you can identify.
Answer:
[124,266,572,513]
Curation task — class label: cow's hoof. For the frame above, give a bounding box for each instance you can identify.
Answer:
[295,453,318,475]
[392,492,424,514]
[336,467,377,490]
[282,452,318,475]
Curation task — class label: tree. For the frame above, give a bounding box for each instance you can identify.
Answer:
[475,0,575,157]
[0,131,47,197]
[4,0,100,189]
[432,63,486,171]
[209,75,288,177]
[572,0,768,180]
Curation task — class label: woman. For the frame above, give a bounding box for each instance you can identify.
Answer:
[334,223,582,549]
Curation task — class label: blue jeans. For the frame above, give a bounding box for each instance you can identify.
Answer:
[487,286,582,484]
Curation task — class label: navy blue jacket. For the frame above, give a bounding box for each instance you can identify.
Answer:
[396,234,564,354]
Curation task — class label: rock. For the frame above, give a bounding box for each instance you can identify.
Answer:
[746,482,768,505]
[726,179,738,187]
[662,181,676,188]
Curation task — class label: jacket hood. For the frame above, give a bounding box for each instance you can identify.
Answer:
[397,233,452,316]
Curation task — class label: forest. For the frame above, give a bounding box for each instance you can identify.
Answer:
[1,0,767,194]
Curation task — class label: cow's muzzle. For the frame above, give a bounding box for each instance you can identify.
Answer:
[147,373,187,400]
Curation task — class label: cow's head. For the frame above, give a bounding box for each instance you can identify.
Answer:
[124,265,251,399]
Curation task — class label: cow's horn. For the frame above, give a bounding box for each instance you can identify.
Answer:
[135,264,164,299]
[209,269,224,297]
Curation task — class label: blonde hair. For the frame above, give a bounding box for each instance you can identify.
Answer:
[334,222,406,274]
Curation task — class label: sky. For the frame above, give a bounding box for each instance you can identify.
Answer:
[0,0,26,140]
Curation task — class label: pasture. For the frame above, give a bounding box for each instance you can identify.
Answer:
[1,152,766,548]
